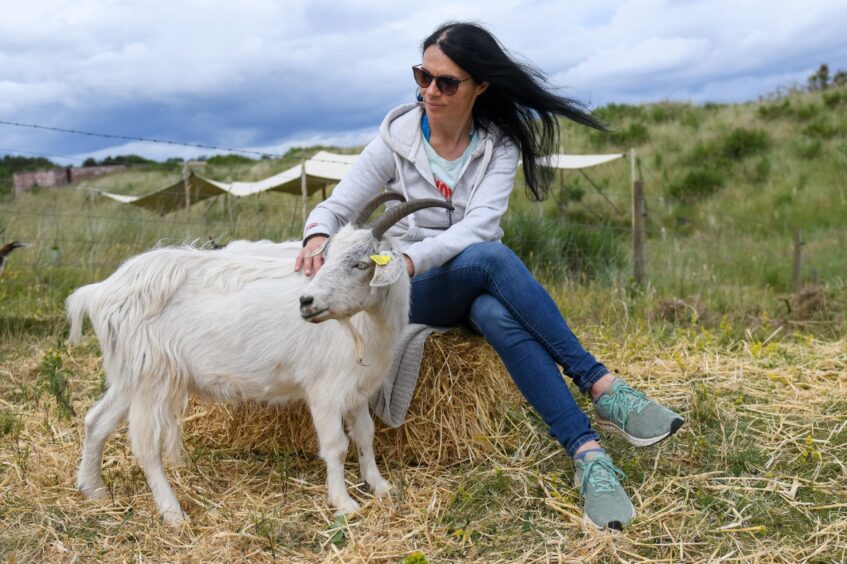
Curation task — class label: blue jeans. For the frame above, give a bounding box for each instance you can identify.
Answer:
[409,241,608,456]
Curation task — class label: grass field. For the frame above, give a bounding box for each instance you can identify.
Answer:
[1,85,845,561]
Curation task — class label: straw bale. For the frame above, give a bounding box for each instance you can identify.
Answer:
[182,330,523,464]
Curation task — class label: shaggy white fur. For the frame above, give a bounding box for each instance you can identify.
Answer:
[68,225,410,526]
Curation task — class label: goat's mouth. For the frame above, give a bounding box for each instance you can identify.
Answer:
[300,307,331,323]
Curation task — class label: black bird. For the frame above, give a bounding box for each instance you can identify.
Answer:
[0,241,25,277]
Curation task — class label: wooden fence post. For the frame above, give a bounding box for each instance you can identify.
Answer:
[793,229,804,292]
[300,160,308,225]
[631,149,646,286]
[182,161,191,220]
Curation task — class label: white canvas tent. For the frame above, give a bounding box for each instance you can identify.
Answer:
[536,153,625,169]
[97,150,626,216]
[535,152,629,214]
[97,151,358,215]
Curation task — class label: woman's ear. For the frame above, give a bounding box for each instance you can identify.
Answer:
[476,81,489,96]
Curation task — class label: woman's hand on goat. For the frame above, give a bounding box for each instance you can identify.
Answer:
[295,235,328,276]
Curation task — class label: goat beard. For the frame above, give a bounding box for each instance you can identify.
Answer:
[337,318,367,366]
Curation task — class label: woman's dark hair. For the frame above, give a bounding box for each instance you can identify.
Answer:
[423,22,606,201]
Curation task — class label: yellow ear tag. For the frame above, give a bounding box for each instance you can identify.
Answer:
[369,254,392,266]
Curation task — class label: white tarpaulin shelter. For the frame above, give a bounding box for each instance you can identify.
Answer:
[97,151,358,215]
[97,150,626,216]
[536,153,625,169]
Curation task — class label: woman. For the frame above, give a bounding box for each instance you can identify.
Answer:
[295,22,683,530]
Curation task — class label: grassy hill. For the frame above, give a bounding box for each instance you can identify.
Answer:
[1,87,846,562]
[0,85,845,337]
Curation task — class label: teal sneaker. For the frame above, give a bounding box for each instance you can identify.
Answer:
[575,451,635,530]
[594,379,684,447]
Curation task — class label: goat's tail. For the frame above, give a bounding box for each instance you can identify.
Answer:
[66,283,97,345]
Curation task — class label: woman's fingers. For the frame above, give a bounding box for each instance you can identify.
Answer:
[295,236,328,276]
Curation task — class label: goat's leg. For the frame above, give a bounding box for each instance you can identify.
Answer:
[127,399,187,526]
[346,403,394,498]
[309,401,359,514]
[77,386,129,499]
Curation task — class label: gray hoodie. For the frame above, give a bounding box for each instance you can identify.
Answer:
[303,103,519,275]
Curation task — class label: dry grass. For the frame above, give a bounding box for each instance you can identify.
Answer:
[1,328,845,562]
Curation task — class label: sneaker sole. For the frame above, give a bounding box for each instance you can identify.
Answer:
[595,417,685,447]
[583,505,636,531]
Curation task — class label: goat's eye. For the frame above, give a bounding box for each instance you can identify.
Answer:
[354,262,371,271]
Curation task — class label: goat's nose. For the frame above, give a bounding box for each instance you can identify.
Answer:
[300,295,314,307]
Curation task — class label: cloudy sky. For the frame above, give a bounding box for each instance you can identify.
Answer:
[2,0,846,163]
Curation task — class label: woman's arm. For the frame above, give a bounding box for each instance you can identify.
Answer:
[301,136,397,242]
[295,136,396,275]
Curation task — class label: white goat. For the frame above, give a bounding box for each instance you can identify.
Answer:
[67,194,450,526]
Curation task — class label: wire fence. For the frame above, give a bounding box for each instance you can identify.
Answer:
[0,175,833,329]
[0,199,807,287]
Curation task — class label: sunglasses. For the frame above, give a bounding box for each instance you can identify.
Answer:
[412,65,472,96]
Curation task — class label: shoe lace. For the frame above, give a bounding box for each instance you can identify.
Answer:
[602,384,649,429]
[580,456,626,495]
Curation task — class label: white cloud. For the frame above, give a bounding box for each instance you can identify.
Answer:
[558,36,713,87]
[71,125,378,163]
[1,0,846,159]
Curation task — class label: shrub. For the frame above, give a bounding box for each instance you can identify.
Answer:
[649,103,695,123]
[719,128,771,160]
[808,63,830,91]
[100,154,152,166]
[666,169,724,202]
[823,90,847,108]
[206,154,255,166]
[685,141,725,168]
[803,118,843,139]
[593,103,645,123]
[683,128,769,171]
[682,111,703,130]
[793,103,821,120]
[748,158,771,184]
[594,123,651,148]
[758,100,793,120]
[501,211,623,280]
[793,138,823,159]
[615,122,650,145]
[757,101,819,121]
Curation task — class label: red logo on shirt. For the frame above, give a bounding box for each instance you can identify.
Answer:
[434,177,453,200]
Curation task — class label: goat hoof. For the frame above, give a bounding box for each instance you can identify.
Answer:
[333,498,360,515]
[370,480,396,499]
[162,509,190,528]
[77,481,108,500]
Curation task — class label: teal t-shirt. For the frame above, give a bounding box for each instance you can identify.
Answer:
[421,114,478,200]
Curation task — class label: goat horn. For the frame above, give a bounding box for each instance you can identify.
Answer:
[351,192,407,227]
[371,199,454,240]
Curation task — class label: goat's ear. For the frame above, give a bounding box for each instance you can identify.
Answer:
[370,250,404,287]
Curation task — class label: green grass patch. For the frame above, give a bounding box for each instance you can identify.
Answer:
[501,210,624,280]
[36,347,76,419]
[666,168,724,202]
